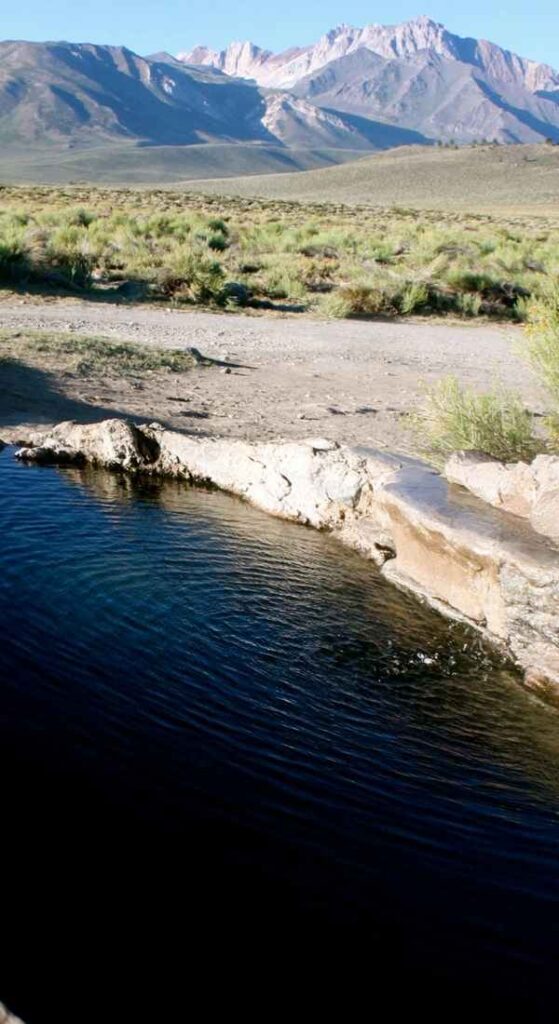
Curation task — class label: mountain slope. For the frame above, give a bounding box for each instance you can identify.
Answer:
[179,17,559,142]
[0,40,424,151]
[292,49,559,143]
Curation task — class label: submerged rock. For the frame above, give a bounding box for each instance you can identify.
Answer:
[16,419,559,692]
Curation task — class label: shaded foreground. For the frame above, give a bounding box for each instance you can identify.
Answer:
[2,447,559,1022]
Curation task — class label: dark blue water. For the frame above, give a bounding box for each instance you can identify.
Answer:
[1,447,559,1021]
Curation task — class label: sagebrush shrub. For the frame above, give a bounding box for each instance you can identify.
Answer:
[413,376,542,463]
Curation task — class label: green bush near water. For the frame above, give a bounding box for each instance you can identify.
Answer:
[412,377,543,464]
[524,290,559,404]
[413,292,559,463]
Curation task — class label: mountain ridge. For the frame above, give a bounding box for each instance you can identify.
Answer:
[177,16,559,142]
[0,39,426,151]
[178,17,559,92]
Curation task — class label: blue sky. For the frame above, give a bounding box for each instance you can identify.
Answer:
[3,2,558,68]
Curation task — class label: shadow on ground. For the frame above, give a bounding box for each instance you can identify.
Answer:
[0,358,225,440]
[1,280,307,317]
[0,358,135,434]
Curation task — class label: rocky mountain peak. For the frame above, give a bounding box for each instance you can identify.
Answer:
[177,17,557,95]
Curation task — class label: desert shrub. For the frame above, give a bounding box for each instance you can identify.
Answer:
[207,233,229,252]
[43,225,99,287]
[43,246,95,287]
[51,251,95,287]
[545,413,559,449]
[2,208,29,227]
[66,207,97,228]
[369,243,396,264]
[398,281,429,315]
[207,217,228,235]
[301,258,336,293]
[0,232,31,283]
[188,261,225,302]
[513,296,531,322]
[413,376,542,463]
[157,247,225,302]
[446,269,498,294]
[319,291,353,318]
[477,237,498,255]
[523,291,559,404]
[456,292,483,317]
[336,282,397,315]
[259,264,306,301]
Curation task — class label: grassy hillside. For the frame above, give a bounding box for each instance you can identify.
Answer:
[0,142,367,185]
[186,143,559,213]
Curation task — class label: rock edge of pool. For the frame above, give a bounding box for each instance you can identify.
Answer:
[12,417,559,696]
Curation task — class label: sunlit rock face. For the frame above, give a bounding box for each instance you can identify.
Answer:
[16,419,559,691]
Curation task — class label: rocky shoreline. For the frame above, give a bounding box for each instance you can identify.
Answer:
[15,418,559,694]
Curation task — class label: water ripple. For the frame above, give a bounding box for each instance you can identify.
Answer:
[1,449,559,1018]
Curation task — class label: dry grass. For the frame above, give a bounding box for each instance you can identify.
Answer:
[0,329,199,377]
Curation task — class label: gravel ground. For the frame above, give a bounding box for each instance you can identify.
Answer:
[0,297,547,451]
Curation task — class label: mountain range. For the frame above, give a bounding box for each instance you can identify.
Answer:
[0,38,424,152]
[0,17,558,186]
[178,16,559,144]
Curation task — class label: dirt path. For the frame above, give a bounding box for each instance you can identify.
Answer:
[0,298,546,451]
